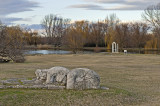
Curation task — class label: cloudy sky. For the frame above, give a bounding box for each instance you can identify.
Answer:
[0,0,159,25]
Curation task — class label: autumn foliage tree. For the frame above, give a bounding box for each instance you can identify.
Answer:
[104,14,119,50]
[24,29,39,46]
[0,23,26,63]
[145,34,158,49]
[63,21,90,53]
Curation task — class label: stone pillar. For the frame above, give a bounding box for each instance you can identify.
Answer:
[112,42,118,53]
[116,44,118,52]
[112,42,115,53]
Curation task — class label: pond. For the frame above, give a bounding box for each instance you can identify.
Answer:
[25,50,71,55]
[25,49,159,55]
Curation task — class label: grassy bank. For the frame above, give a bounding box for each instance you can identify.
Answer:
[0,53,160,105]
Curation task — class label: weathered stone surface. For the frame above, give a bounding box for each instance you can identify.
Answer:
[46,66,70,86]
[1,78,20,85]
[13,85,27,89]
[100,86,109,90]
[0,84,65,89]
[47,85,65,89]
[0,85,5,89]
[34,80,44,85]
[67,68,100,90]
[21,78,36,85]
[35,69,48,81]
[28,85,47,89]
[0,78,36,86]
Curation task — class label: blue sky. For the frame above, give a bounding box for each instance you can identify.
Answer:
[0,0,159,25]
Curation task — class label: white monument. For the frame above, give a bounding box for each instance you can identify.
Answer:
[112,42,118,53]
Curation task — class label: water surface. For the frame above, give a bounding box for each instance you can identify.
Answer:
[25,50,71,55]
[25,49,159,55]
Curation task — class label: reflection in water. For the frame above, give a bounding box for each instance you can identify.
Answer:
[25,50,71,55]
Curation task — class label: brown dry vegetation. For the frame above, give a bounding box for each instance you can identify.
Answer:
[0,53,160,105]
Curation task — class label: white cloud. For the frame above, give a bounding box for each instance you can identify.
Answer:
[68,4,106,10]
[69,0,160,10]
[0,0,39,24]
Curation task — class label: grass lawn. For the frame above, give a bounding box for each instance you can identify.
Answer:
[0,53,160,105]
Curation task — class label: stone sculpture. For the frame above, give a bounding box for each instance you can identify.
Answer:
[35,69,48,84]
[67,68,100,90]
[1,66,108,90]
[46,66,70,86]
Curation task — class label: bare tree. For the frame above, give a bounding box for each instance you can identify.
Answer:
[142,3,160,50]
[105,14,120,28]
[114,23,130,50]
[41,14,70,46]
[130,23,150,53]
[90,21,106,48]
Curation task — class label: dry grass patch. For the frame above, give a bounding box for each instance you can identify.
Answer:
[0,53,160,105]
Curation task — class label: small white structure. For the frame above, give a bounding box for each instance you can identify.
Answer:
[124,50,127,55]
[112,42,118,53]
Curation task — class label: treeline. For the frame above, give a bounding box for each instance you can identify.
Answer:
[39,13,160,53]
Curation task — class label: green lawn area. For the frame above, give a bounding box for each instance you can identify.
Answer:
[0,53,160,105]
